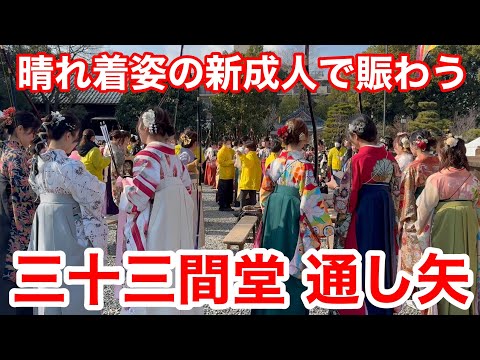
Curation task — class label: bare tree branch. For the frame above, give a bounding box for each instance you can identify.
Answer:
[450,108,478,136]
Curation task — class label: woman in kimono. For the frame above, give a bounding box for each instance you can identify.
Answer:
[203,144,217,187]
[253,118,333,315]
[398,130,440,276]
[28,111,108,315]
[178,129,205,250]
[393,133,414,174]
[416,136,480,315]
[0,110,41,315]
[330,114,402,315]
[120,107,203,315]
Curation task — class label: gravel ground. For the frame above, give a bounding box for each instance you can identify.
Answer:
[102,186,419,315]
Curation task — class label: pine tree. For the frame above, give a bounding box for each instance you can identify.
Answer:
[408,101,451,136]
[322,103,356,146]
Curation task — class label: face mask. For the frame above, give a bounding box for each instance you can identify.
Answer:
[334,142,341,148]
[225,144,231,148]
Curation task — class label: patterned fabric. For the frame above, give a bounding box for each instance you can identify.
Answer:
[122,142,192,252]
[0,140,37,282]
[260,149,333,279]
[103,143,126,206]
[333,145,402,250]
[398,155,440,274]
[416,167,480,314]
[416,167,480,249]
[29,149,108,251]
[257,147,271,161]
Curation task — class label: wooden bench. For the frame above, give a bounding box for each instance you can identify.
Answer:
[223,215,258,251]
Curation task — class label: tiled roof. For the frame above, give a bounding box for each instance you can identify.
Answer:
[31,88,123,105]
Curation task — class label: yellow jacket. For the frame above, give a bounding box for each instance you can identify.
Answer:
[239,151,262,191]
[216,145,235,180]
[264,152,278,170]
[81,147,111,181]
[327,146,346,171]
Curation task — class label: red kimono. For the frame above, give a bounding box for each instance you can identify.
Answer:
[333,144,402,315]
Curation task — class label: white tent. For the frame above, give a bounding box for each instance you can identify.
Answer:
[466,137,480,157]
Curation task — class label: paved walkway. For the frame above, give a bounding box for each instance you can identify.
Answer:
[102,185,419,315]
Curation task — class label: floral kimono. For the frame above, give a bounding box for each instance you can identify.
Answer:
[0,140,37,283]
[254,149,333,315]
[416,167,480,315]
[29,149,108,252]
[28,149,108,315]
[398,156,440,274]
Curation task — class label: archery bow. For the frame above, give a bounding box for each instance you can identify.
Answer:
[173,45,185,130]
[305,45,319,180]
[195,80,204,249]
[158,45,184,112]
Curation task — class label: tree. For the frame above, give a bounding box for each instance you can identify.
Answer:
[1,45,104,115]
[463,128,480,143]
[278,95,300,118]
[408,101,451,136]
[322,103,356,146]
[314,87,358,120]
[115,89,205,133]
[209,45,281,141]
[450,108,479,137]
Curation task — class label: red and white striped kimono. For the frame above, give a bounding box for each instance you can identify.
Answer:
[122,141,194,252]
[120,141,203,314]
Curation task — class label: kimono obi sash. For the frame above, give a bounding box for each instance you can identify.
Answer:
[273,184,300,199]
[435,200,474,214]
[359,182,390,197]
[157,177,185,192]
[437,199,473,207]
[362,182,390,186]
[40,193,77,204]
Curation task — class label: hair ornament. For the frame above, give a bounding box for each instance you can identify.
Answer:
[142,109,157,133]
[0,106,16,126]
[348,121,365,134]
[445,135,459,148]
[401,136,410,148]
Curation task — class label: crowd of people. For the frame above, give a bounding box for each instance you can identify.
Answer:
[0,105,479,316]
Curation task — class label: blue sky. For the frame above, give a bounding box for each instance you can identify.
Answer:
[105,45,370,62]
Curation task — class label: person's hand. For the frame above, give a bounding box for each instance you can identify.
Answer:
[326,178,338,190]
